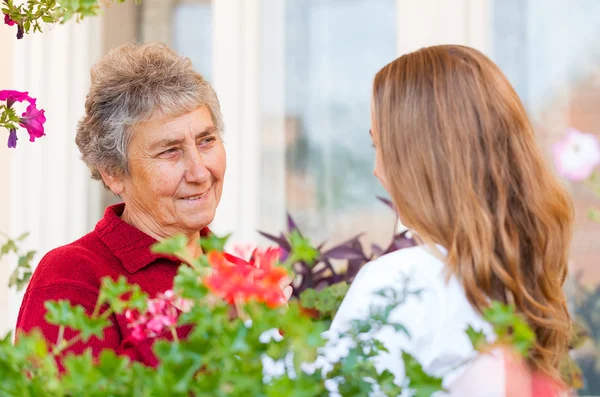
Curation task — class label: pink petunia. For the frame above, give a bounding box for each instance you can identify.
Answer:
[553,128,600,181]
[3,13,15,26]
[0,89,31,108]
[19,101,46,142]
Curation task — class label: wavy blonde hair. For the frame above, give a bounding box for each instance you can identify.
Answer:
[372,45,573,381]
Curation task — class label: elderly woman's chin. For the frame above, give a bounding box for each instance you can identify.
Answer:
[174,188,221,231]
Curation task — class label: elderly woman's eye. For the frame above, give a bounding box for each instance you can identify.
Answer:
[159,148,178,156]
[198,137,216,146]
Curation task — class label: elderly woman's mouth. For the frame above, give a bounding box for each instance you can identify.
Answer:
[179,189,211,202]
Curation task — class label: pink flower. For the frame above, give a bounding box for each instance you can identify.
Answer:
[19,101,46,142]
[0,90,32,108]
[124,289,181,341]
[553,128,600,181]
[3,13,14,26]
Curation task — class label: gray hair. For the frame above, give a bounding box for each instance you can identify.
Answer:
[75,42,223,184]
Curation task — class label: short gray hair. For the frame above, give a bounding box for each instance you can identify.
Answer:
[75,42,223,183]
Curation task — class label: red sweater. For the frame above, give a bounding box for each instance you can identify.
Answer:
[16,203,208,367]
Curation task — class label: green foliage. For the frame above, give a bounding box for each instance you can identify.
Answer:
[287,230,320,267]
[199,232,231,254]
[98,275,148,314]
[151,234,187,258]
[1,0,142,38]
[465,325,487,351]
[299,282,350,321]
[402,351,446,397]
[45,300,110,343]
[0,104,20,131]
[483,301,536,356]
[1,233,543,396]
[1,232,36,292]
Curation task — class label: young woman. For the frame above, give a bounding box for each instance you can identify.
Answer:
[330,45,573,396]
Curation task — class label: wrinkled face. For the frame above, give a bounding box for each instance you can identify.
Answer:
[112,106,226,238]
[370,100,389,194]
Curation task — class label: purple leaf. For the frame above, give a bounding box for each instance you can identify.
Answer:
[321,246,366,260]
[346,259,365,280]
[377,196,396,213]
[384,231,418,254]
[287,213,301,235]
[321,234,367,261]
[258,231,291,251]
[371,244,383,258]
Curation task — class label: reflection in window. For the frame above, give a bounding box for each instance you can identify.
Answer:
[173,2,213,81]
[260,0,397,248]
[493,0,600,393]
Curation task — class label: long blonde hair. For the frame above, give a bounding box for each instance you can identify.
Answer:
[372,45,573,380]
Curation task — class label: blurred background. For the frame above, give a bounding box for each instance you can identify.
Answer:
[0,0,599,393]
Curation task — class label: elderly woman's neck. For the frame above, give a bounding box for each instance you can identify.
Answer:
[120,205,203,260]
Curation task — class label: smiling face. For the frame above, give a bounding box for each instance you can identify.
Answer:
[105,106,226,240]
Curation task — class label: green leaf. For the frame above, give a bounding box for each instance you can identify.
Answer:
[402,351,445,396]
[151,234,187,257]
[7,268,20,289]
[288,230,320,266]
[18,250,36,268]
[1,239,17,256]
[16,232,30,241]
[199,233,230,253]
[41,15,56,23]
[483,301,536,356]
[173,264,207,301]
[299,282,349,320]
[98,276,148,314]
[44,300,77,327]
[44,300,110,342]
[465,325,487,352]
[14,271,32,292]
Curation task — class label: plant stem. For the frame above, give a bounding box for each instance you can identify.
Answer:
[170,327,179,343]
[55,325,65,350]
[234,296,250,323]
[52,334,83,356]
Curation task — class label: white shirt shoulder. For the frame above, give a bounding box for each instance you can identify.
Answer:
[329,245,503,396]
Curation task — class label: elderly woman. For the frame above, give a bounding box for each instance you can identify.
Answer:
[16,42,226,366]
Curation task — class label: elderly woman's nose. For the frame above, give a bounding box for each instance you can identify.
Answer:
[185,149,210,183]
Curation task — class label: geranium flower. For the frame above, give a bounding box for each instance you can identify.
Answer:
[125,289,180,341]
[19,101,46,142]
[205,248,290,308]
[553,128,600,181]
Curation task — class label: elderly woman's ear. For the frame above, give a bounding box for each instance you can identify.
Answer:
[98,168,125,196]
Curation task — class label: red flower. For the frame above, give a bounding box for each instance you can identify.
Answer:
[205,248,290,308]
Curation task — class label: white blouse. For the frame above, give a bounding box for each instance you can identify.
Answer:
[328,245,506,396]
